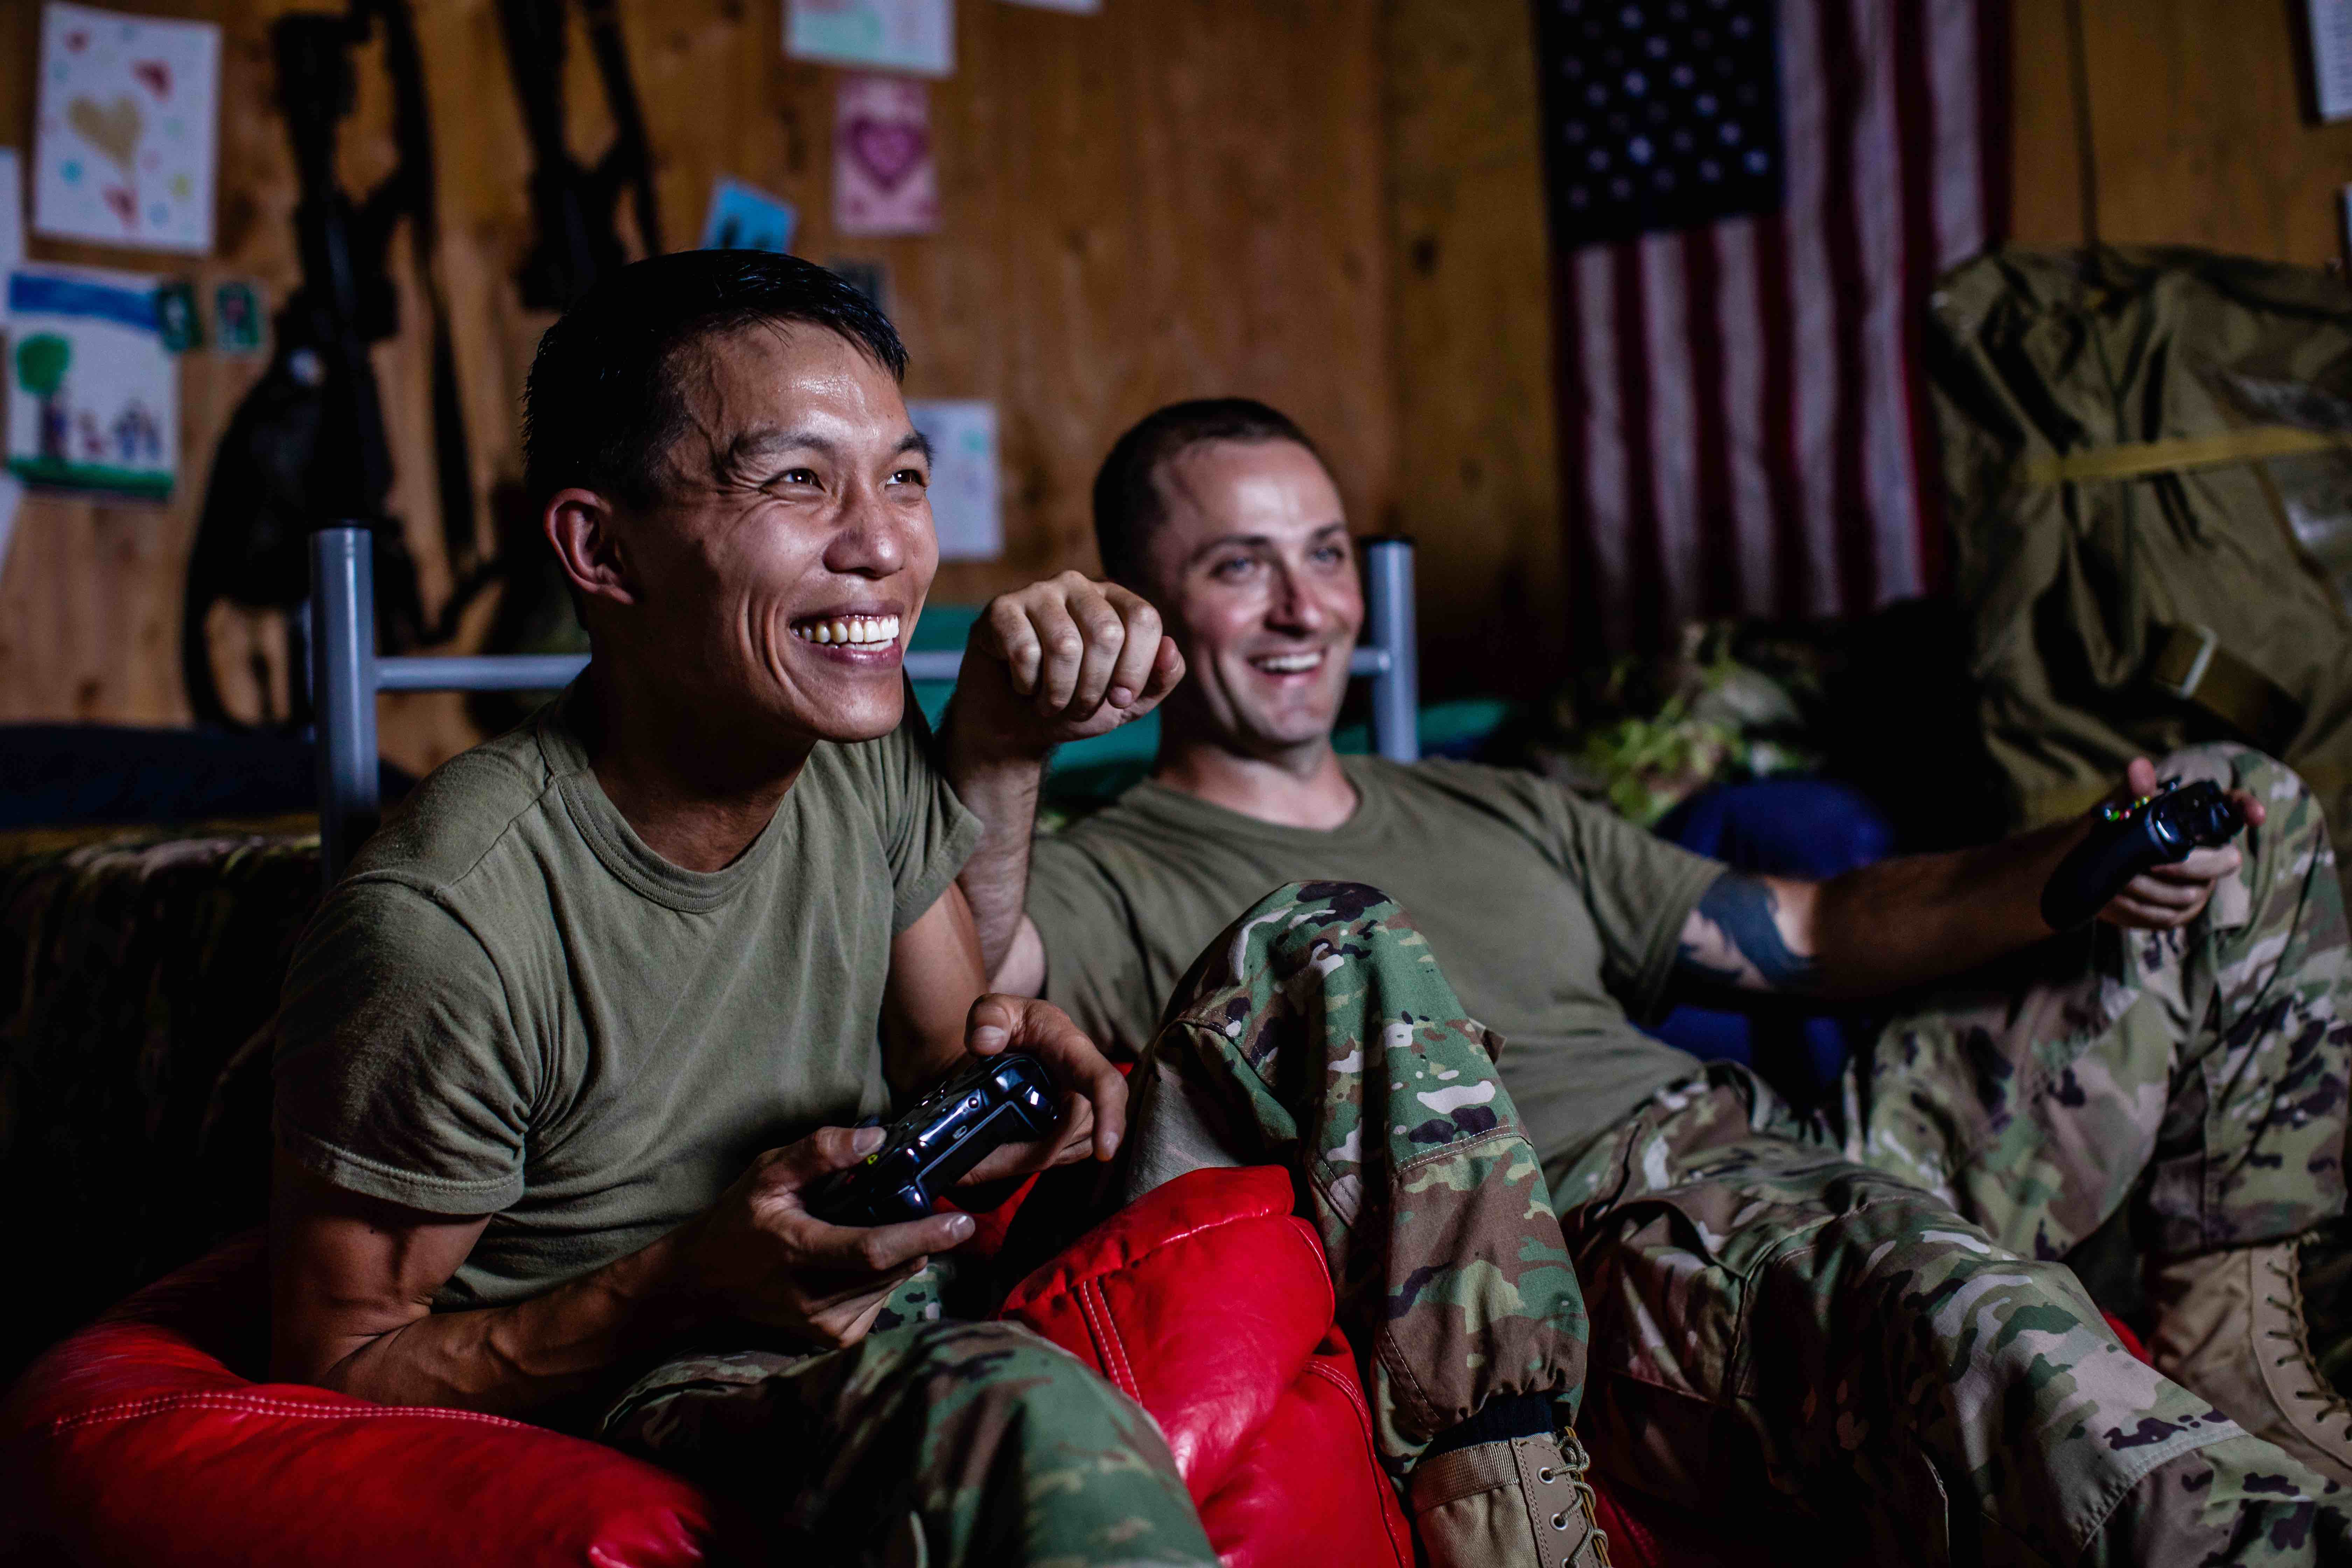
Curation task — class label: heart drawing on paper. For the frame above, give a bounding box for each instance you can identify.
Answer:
[846,119,928,191]
[103,186,136,228]
[132,60,173,99]
[68,94,145,172]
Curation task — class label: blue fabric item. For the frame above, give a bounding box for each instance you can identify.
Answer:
[1645,776,1895,1104]
[0,725,413,830]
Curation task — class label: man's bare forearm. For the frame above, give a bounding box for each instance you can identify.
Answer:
[316,1234,694,1414]
[1808,816,2083,994]
[1675,816,2088,1000]
[270,1156,707,1417]
[939,713,1049,978]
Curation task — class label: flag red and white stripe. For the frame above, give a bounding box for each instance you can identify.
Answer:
[1553,0,2010,651]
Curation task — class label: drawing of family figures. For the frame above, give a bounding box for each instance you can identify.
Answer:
[48,400,164,466]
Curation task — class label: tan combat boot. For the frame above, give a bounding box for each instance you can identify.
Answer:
[2147,1240,2352,1489]
[1409,1425,1611,1568]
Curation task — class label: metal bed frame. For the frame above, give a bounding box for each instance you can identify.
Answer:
[309,526,1419,883]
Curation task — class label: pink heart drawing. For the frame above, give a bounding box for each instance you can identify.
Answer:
[846,118,928,191]
[103,186,136,229]
[64,29,88,51]
[132,60,171,99]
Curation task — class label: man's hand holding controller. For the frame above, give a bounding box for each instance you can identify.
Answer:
[2043,757,2267,932]
[664,993,1123,1351]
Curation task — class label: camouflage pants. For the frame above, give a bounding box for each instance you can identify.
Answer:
[1120,878,1589,1482]
[595,1259,1217,1567]
[1553,744,2352,1564]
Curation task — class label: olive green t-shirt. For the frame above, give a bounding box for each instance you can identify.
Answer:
[273,692,980,1309]
[1026,757,1723,1187]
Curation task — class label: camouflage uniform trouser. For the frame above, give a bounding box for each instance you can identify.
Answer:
[595,1265,1218,1568]
[596,880,1587,1560]
[1551,743,2352,1565]
[1120,878,1590,1483]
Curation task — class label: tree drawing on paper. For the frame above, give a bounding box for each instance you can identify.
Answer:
[15,333,74,462]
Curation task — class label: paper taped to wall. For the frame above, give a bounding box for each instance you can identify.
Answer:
[786,0,953,78]
[908,399,1001,560]
[701,177,798,253]
[836,75,940,237]
[0,149,24,273]
[33,2,221,253]
[0,470,22,583]
[6,264,177,498]
[2312,0,2352,121]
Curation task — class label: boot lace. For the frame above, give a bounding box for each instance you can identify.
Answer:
[1539,1427,1613,1568]
[2265,1253,2352,1442]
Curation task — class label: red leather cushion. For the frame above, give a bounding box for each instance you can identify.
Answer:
[4,1175,1777,1568]
[0,1235,716,1568]
[999,1165,1413,1568]
[1195,1336,1416,1568]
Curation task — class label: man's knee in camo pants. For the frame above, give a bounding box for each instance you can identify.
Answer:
[1565,1071,2350,1567]
[1122,879,1589,1481]
[1851,741,2349,1262]
[598,1303,1216,1568]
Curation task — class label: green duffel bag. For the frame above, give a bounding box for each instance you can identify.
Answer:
[1927,245,2352,889]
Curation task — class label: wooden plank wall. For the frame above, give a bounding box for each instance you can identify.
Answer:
[0,0,1394,774]
[13,0,2349,774]
[1380,0,1564,700]
[2011,0,2352,263]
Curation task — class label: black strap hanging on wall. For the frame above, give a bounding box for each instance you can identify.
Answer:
[180,0,474,730]
[497,0,664,312]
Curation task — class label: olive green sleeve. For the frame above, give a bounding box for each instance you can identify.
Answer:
[273,878,538,1215]
[1540,784,1726,1021]
[877,704,984,932]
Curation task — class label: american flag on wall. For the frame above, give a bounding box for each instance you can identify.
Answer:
[1534,0,2011,652]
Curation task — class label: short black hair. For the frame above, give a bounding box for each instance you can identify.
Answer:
[522,250,909,511]
[1090,398,1325,586]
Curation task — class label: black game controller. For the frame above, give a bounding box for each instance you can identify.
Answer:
[2039,777,2247,931]
[806,1053,1059,1227]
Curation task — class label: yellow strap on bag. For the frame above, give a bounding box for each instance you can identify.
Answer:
[2147,623,2307,754]
[2015,428,2323,752]
[2023,426,2351,486]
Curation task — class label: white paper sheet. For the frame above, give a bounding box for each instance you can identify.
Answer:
[908,399,1001,560]
[6,264,177,497]
[33,4,220,253]
[2313,0,2352,121]
[786,0,954,78]
[0,150,24,274]
[0,471,23,584]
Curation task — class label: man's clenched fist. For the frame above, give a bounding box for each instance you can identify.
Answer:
[959,571,1184,754]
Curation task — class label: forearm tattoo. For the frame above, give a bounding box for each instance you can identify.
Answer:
[1674,871,1821,993]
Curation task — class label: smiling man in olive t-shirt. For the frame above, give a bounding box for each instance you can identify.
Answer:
[266,253,1215,1568]
[945,398,2352,1566]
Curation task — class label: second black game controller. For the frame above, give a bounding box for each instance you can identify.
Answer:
[2039,777,2247,931]
[806,1052,1059,1227]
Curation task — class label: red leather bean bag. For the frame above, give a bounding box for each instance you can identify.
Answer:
[0,1164,1785,1568]
[999,1165,1413,1568]
[0,1170,1408,1567]
[0,1236,716,1567]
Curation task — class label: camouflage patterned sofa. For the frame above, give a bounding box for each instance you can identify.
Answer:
[0,830,321,1385]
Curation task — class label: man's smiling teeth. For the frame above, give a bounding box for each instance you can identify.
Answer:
[792,615,902,647]
[1251,651,1325,674]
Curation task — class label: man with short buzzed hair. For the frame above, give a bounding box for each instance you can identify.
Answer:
[947,396,2352,1565]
